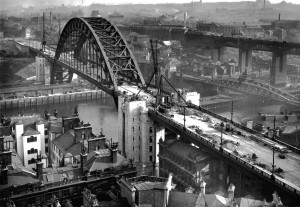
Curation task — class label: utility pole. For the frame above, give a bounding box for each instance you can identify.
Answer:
[42,12,46,51]
[273,116,276,141]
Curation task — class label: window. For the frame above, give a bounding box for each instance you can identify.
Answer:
[44,130,48,135]
[149,146,152,152]
[27,136,37,143]
[149,127,153,133]
[28,148,38,154]
[28,158,35,164]
[45,147,49,153]
[133,136,134,142]
[133,118,134,122]
[149,156,153,162]
[149,136,153,143]
[132,127,134,132]
[133,146,134,151]
[139,126,140,131]
[45,138,48,144]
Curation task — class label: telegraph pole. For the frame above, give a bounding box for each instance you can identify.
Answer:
[42,12,46,51]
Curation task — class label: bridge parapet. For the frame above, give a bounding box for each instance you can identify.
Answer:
[148,107,300,200]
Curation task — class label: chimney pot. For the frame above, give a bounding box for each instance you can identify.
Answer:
[228,183,235,200]
[200,180,206,195]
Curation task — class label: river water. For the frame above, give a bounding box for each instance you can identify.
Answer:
[2,93,299,142]
[1,96,119,141]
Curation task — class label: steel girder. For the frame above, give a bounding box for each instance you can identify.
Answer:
[184,75,300,105]
[52,17,145,91]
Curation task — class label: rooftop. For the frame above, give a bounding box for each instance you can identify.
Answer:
[22,126,40,136]
[124,175,168,191]
[87,149,129,173]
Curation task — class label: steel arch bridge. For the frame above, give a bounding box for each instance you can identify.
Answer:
[183,75,300,105]
[51,17,145,96]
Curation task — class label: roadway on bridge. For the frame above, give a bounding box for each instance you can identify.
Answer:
[168,109,300,188]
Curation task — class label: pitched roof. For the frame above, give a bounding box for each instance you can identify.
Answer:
[87,149,129,172]
[22,126,40,136]
[168,191,198,207]
[52,130,75,154]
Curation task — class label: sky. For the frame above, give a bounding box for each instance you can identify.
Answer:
[78,0,300,5]
[1,0,299,9]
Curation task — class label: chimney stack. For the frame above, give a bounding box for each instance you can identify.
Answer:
[200,180,206,195]
[0,136,4,152]
[81,153,88,174]
[110,148,118,163]
[0,166,8,185]
[36,160,44,181]
[228,183,235,200]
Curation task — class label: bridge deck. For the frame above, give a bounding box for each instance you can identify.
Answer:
[169,110,300,188]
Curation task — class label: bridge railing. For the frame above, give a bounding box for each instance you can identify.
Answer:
[187,102,300,154]
[148,108,300,196]
[183,75,299,103]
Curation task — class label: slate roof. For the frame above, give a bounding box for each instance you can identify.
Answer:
[42,166,82,184]
[87,149,129,173]
[22,126,40,136]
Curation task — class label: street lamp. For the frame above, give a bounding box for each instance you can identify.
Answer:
[273,116,276,141]
[271,144,276,178]
[220,122,225,150]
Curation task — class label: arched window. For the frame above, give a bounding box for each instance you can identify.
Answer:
[28,148,38,154]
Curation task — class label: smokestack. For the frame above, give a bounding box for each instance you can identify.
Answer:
[50,12,52,26]
[184,12,187,28]
[279,13,281,21]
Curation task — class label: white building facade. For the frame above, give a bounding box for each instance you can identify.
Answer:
[118,96,165,175]
[15,120,48,169]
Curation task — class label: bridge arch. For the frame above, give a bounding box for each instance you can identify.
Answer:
[52,17,145,92]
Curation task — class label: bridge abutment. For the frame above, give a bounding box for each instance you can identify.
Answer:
[270,52,287,87]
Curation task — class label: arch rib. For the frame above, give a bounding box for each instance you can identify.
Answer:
[52,17,145,92]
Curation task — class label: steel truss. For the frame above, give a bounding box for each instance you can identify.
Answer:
[51,17,145,92]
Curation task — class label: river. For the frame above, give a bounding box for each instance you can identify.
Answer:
[1,96,119,141]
